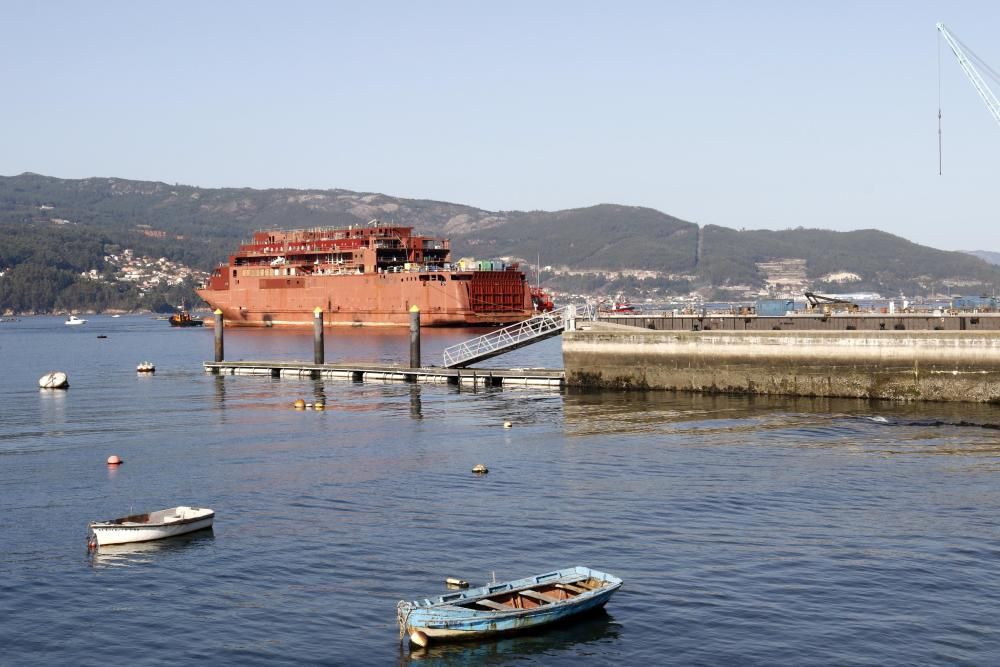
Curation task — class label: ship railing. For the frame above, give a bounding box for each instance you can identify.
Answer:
[442,303,595,368]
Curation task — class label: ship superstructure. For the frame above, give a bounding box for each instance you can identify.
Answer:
[197,223,545,327]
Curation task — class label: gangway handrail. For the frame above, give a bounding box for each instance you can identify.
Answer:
[442,303,594,368]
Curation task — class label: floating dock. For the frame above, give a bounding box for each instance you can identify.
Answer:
[203,361,564,388]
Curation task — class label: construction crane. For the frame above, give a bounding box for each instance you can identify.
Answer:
[937,22,1000,133]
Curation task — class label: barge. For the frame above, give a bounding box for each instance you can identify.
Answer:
[197,223,548,327]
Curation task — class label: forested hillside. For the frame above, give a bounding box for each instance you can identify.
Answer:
[2,172,999,313]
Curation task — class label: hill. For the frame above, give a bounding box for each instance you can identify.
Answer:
[965,250,1000,266]
[1,172,998,312]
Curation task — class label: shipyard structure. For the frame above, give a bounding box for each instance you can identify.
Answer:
[563,313,1000,403]
[198,224,549,327]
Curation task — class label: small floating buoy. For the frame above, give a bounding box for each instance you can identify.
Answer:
[38,371,69,389]
[106,455,122,465]
[313,401,325,410]
[409,629,429,648]
[472,464,488,474]
[445,577,469,588]
[503,421,512,428]
[293,399,306,409]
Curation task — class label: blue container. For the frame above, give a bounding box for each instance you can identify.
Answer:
[952,296,996,310]
[756,299,795,316]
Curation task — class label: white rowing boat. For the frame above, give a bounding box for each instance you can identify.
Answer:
[88,506,214,547]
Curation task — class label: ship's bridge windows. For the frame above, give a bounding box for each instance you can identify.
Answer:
[232,269,237,277]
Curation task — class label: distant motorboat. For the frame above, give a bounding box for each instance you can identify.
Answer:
[169,310,204,327]
[136,361,156,373]
[598,301,637,315]
[88,506,215,547]
[111,314,121,318]
[65,315,87,325]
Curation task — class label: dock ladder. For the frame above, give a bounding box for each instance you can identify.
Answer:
[442,304,593,368]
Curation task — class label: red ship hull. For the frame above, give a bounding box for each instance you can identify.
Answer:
[197,223,543,328]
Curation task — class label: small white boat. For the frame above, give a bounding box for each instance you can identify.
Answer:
[65,315,87,325]
[136,361,156,373]
[88,506,215,547]
[38,371,69,389]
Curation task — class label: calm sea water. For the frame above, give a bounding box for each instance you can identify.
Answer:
[2,316,1000,665]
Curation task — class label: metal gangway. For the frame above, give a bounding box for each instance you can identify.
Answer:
[442,304,593,368]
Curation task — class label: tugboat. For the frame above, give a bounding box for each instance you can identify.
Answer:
[169,310,204,327]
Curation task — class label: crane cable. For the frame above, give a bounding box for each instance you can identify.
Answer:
[938,24,1000,176]
[952,31,1000,88]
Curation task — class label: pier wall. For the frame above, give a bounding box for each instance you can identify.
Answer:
[562,324,1000,402]
[598,313,1000,332]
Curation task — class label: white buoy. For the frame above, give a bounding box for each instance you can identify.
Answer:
[409,629,429,647]
[472,464,488,474]
[503,421,512,428]
[38,371,69,389]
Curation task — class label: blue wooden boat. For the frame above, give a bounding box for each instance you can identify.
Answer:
[396,565,622,647]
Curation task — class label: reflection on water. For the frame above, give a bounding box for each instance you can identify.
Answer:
[401,609,620,664]
[408,385,423,420]
[562,390,1000,451]
[89,529,215,568]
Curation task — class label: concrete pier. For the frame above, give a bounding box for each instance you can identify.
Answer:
[563,322,1000,402]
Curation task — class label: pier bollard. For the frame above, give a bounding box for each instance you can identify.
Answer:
[313,307,324,365]
[214,309,224,362]
[565,304,577,332]
[409,305,421,369]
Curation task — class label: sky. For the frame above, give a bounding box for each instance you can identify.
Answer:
[2,1,999,251]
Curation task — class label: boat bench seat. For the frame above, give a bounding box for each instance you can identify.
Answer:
[475,598,512,611]
[555,583,588,594]
[519,589,561,605]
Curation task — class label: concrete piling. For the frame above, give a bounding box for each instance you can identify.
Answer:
[409,305,421,369]
[313,307,324,365]
[214,309,224,362]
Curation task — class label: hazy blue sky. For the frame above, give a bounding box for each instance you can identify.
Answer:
[2,1,999,251]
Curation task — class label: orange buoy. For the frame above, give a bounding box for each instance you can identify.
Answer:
[293,399,306,410]
[106,455,122,465]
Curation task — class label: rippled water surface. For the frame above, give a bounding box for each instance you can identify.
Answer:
[2,316,1000,665]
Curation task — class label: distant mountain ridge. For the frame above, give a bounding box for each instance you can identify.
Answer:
[1,172,999,312]
[964,250,1000,266]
